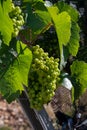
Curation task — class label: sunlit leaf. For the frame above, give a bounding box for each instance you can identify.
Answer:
[25,0,51,40]
[71,60,87,99]
[0,41,32,102]
[68,22,80,56]
[0,0,13,45]
[57,1,79,22]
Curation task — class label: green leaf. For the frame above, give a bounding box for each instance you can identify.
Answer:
[22,0,29,9]
[47,5,71,69]
[47,6,71,47]
[0,0,14,45]
[56,1,80,57]
[26,0,51,40]
[56,11,71,46]
[59,22,80,69]
[15,42,32,86]
[57,1,79,22]
[22,0,43,9]
[71,60,87,99]
[0,41,32,102]
[68,22,80,56]
[48,6,71,45]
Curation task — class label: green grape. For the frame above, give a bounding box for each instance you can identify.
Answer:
[9,2,24,37]
[15,6,22,14]
[27,45,60,110]
[12,18,16,23]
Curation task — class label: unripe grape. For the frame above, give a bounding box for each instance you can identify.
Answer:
[12,18,16,23]
[47,75,50,79]
[13,30,19,37]
[17,26,21,30]
[11,3,15,10]
[27,45,60,110]
[15,6,22,14]
[9,2,24,37]
[16,21,21,26]
[54,58,59,62]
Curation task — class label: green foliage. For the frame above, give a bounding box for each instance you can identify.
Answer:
[0,41,32,102]
[49,1,80,69]
[22,0,29,9]
[68,22,80,56]
[56,11,71,46]
[57,1,80,56]
[57,2,80,57]
[0,0,14,45]
[71,60,87,99]
[25,0,51,40]
[47,6,71,47]
[57,1,79,22]
[47,4,72,69]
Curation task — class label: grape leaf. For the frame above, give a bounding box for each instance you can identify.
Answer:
[25,0,51,40]
[68,22,80,56]
[60,22,80,69]
[22,0,43,9]
[0,0,14,45]
[0,41,32,102]
[47,5,71,47]
[57,1,79,22]
[56,11,71,46]
[70,60,87,99]
[47,5,71,69]
[21,0,29,9]
[57,1,80,56]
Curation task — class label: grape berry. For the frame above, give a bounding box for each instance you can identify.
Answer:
[9,2,24,37]
[28,45,60,110]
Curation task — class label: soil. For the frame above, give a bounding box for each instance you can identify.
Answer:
[0,95,31,130]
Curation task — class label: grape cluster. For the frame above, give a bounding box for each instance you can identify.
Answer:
[9,2,24,37]
[28,45,60,110]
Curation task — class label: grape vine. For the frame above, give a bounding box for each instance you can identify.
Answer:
[0,0,87,115]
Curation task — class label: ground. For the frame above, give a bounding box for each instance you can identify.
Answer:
[0,95,31,130]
